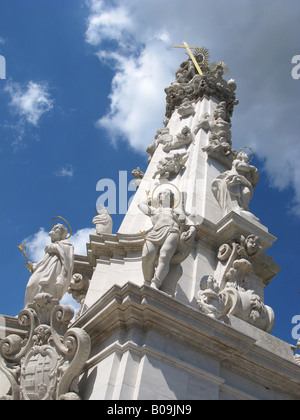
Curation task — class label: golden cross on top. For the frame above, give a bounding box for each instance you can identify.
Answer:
[173,41,203,75]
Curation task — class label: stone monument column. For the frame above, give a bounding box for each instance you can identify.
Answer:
[1,47,300,401]
[84,47,279,321]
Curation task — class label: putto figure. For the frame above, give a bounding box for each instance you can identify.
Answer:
[24,222,74,307]
[138,188,195,293]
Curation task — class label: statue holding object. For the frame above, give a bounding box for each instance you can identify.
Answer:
[212,149,260,221]
[24,221,74,308]
[138,188,196,295]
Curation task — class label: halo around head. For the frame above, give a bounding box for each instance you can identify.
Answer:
[233,146,254,164]
[151,183,182,209]
[51,216,72,240]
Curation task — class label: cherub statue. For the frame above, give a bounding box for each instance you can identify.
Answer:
[197,275,225,320]
[138,189,196,291]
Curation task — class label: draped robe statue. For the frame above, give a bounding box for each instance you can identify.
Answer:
[24,224,74,307]
[212,151,260,221]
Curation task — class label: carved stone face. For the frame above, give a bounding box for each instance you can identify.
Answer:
[246,235,260,256]
[158,189,175,209]
[49,224,67,242]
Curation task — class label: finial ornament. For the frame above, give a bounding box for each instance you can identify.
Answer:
[173,41,208,75]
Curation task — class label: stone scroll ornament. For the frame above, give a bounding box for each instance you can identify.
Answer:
[0,299,91,400]
[197,234,275,332]
[0,217,91,400]
[138,185,196,296]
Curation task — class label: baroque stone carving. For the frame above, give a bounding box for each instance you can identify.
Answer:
[146,126,194,162]
[197,234,274,332]
[216,234,262,291]
[93,206,113,235]
[24,223,74,308]
[146,127,172,161]
[194,102,231,141]
[211,150,260,221]
[165,60,238,121]
[153,152,189,180]
[131,167,144,189]
[68,273,90,320]
[138,188,196,296]
[162,126,195,153]
[197,275,225,320]
[194,101,234,168]
[0,294,91,400]
[177,98,195,118]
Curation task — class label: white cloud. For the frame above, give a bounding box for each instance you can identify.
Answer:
[55,164,74,178]
[96,45,176,149]
[86,0,133,47]
[5,80,54,126]
[23,228,49,262]
[71,227,94,256]
[85,0,300,216]
[0,36,5,45]
[23,226,94,263]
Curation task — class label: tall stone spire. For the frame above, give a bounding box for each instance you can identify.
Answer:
[84,47,280,334]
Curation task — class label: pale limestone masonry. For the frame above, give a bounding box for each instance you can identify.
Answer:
[1,52,300,400]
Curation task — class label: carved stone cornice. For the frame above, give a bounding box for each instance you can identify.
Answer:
[73,283,300,398]
[86,232,144,267]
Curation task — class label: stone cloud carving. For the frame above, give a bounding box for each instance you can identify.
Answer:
[153,152,189,180]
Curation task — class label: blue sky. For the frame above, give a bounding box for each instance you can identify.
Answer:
[0,0,300,346]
